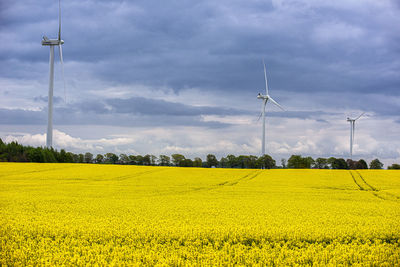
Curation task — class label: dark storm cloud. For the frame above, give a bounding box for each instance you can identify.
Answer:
[1,0,399,96]
[34,95,63,104]
[267,110,337,120]
[0,95,347,128]
[106,97,250,116]
[0,108,45,124]
[0,106,229,128]
[0,94,251,127]
[1,91,346,128]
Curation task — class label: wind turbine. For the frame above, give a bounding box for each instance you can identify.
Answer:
[346,112,365,160]
[257,60,284,156]
[42,0,66,148]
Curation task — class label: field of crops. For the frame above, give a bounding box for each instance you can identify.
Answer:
[0,163,399,265]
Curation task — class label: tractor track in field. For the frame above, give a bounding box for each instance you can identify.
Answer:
[111,168,168,181]
[190,170,262,191]
[158,170,264,197]
[0,165,79,179]
[354,171,378,191]
[220,170,262,186]
[349,170,400,202]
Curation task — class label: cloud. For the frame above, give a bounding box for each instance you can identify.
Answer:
[0,0,399,163]
[312,22,364,44]
[2,0,399,94]
[106,97,250,116]
[3,130,138,154]
[2,115,400,168]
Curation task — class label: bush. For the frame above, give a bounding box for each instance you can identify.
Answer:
[355,159,368,169]
[388,164,400,170]
[369,159,383,169]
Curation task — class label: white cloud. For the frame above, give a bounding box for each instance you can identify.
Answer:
[201,115,253,125]
[3,130,137,155]
[312,22,364,44]
[2,112,399,168]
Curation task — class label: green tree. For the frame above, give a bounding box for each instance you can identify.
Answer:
[236,155,247,168]
[356,159,368,169]
[0,139,6,162]
[315,158,328,169]
[246,155,259,169]
[281,158,287,168]
[43,148,57,163]
[65,152,74,163]
[257,154,276,169]
[287,155,302,168]
[369,159,383,169]
[27,148,44,163]
[71,153,79,163]
[84,152,93,163]
[193,157,202,167]
[388,164,400,170]
[226,154,237,168]
[135,155,144,165]
[331,158,348,169]
[95,154,104,163]
[219,157,227,168]
[119,154,129,164]
[104,153,118,164]
[327,157,336,169]
[180,158,193,167]
[158,155,170,166]
[142,155,151,165]
[171,154,185,166]
[304,157,315,168]
[150,155,157,166]
[206,154,218,168]
[6,141,26,162]
[287,155,313,169]
[346,159,357,170]
[57,149,68,163]
[128,155,137,164]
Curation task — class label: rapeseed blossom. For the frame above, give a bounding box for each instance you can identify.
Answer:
[0,163,399,265]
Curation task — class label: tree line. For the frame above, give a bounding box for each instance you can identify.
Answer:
[1,139,399,170]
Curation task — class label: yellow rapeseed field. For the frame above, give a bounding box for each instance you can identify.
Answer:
[1,163,399,265]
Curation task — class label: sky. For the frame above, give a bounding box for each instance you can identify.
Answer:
[1,0,400,165]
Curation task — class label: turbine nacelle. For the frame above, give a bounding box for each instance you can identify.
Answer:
[256,60,285,157]
[42,0,66,148]
[257,93,268,100]
[42,37,64,46]
[347,112,365,160]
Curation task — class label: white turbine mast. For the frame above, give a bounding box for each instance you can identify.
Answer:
[346,112,365,160]
[42,0,66,148]
[257,60,284,156]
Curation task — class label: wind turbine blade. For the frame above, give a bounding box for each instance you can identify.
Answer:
[263,59,269,95]
[59,44,66,103]
[355,112,365,120]
[268,96,285,111]
[256,102,265,122]
[257,113,262,122]
[58,0,61,41]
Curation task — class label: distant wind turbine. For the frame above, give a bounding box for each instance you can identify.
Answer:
[346,112,365,160]
[42,0,66,148]
[257,60,284,156]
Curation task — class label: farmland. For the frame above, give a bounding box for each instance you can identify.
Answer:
[0,163,399,265]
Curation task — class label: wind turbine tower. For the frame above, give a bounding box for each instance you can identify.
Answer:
[42,0,66,148]
[347,112,365,160]
[257,61,284,156]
